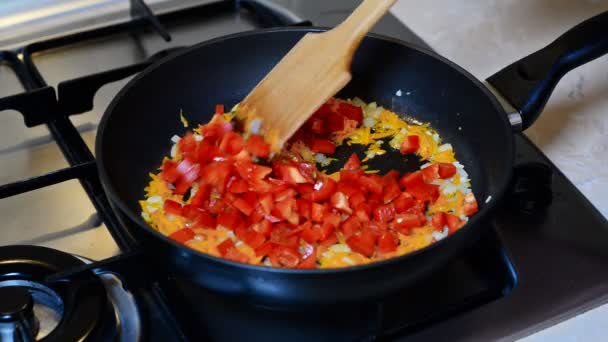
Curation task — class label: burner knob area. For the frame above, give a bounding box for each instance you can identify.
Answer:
[0,287,39,342]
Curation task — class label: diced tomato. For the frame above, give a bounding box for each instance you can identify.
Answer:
[400,135,420,154]
[225,248,249,263]
[337,181,360,197]
[311,177,337,202]
[383,182,401,204]
[173,179,191,195]
[232,197,254,216]
[339,169,361,183]
[258,193,274,214]
[373,204,395,223]
[377,232,398,254]
[273,197,297,224]
[215,104,224,115]
[431,212,446,229]
[358,175,383,194]
[324,212,342,227]
[354,205,371,222]
[325,113,345,132]
[408,183,440,203]
[200,161,233,192]
[161,160,180,183]
[227,178,248,193]
[217,239,235,256]
[270,246,300,268]
[190,184,211,208]
[178,132,197,159]
[297,199,312,220]
[438,163,457,179]
[421,164,440,183]
[463,192,479,216]
[346,231,375,257]
[197,139,221,164]
[252,219,273,237]
[311,202,327,222]
[270,224,299,248]
[296,162,316,183]
[319,222,335,241]
[336,102,363,124]
[277,165,308,184]
[243,230,266,249]
[349,192,366,208]
[405,199,426,215]
[399,171,424,189]
[393,192,415,213]
[254,241,273,257]
[168,228,194,243]
[310,138,336,154]
[297,249,317,269]
[192,210,216,229]
[275,188,297,202]
[217,211,242,230]
[393,213,425,233]
[245,134,271,158]
[341,216,362,237]
[446,214,463,234]
[366,220,387,235]
[343,153,361,171]
[330,192,352,214]
[300,225,321,244]
[308,117,326,134]
[219,132,245,155]
[163,200,183,216]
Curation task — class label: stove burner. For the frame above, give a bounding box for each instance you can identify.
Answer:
[0,286,38,341]
[0,246,120,341]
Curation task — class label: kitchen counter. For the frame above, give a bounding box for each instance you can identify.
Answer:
[389,1,608,340]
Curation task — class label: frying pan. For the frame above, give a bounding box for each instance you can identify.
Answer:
[96,12,608,308]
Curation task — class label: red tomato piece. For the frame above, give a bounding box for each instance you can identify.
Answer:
[408,183,440,203]
[232,196,254,216]
[341,216,362,237]
[366,220,388,235]
[297,199,312,220]
[278,165,309,184]
[161,160,180,183]
[217,238,235,256]
[311,202,327,222]
[330,192,352,214]
[393,192,415,213]
[319,222,335,241]
[393,213,425,233]
[359,175,383,195]
[297,162,317,183]
[243,230,266,249]
[190,184,211,208]
[168,228,194,243]
[258,193,274,214]
[275,188,297,202]
[163,200,183,216]
[200,161,233,192]
[336,102,363,124]
[311,177,337,202]
[324,212,342,228]
[337,181,360,197]
[300,225,321,244]
[326,113,345,132]
[219,131,245,155]
[217,211,243,230]
[270,246,300,268]
[431,212,446,229]
[227,178,248,194]
[349,192,366,208]
[446,213,463,234]
[254,241,273,257]
[215,104,224,115]
[308,117,326,134]
[463,192,479,216]
[346,231,375,257]
[373,204,396,223]
[310,138,336,154]
[399,171,424,189]
[421,164,440,183]
[377,232,398,254]
[297,250,317,269]
[438,163,457,179]
[400,135,420,154]
[383,182,401,204]
[343,153,361,171]
[192,210,216,229]
[178,132,198,160]
[244,134,270,158]
[197,139,221,164]
[173,179,191,195]
[252,219,273,237]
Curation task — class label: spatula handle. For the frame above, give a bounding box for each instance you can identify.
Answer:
[334,0,397,50]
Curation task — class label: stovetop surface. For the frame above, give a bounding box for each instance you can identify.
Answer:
[1,1,607,341]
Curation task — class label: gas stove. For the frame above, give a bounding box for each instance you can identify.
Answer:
[0,1,607,341]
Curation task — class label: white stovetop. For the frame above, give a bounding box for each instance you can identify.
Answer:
[390,1,608,341]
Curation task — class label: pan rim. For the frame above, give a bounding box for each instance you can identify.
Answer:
[96,26,515,275]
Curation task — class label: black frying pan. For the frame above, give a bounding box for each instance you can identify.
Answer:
[96,12,608,308]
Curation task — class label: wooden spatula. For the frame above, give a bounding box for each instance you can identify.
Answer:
[238,0,397,149]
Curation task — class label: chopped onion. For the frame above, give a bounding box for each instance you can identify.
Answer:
[438,144,453,152]
[147,195,162,203]
[193,134,203,142]
[363,117,377,128]
[249,118,263,134]
[170,135,181,143]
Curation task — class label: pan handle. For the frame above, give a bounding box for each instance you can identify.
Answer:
[487,11,608,130]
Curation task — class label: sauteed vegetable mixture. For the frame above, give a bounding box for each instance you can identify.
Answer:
[140,98,478,268]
